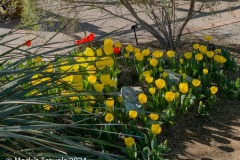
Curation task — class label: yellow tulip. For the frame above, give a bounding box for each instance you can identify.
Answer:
[86,65,96,74]
[214,55,227,64]
[75,57,88,68]
[149,87,156,95]
[138,93,147,104]
[219,56,227,63]
[102,56,114,67]
[60,62,77,71]
[72,75,83,90]
[199,45,207,54]
[62,75,73,83]
[87,56,96,62]
[83,95,95,104]
[104,45,113,55]
[118,96,123,102]
[180,58,184,64]
[134,52,144,61]
[45,64,54,72]
[105,98,114,108]
[104,38,113,55]
[159,67,164,72]
[114,41,122,48]
[142,48,150,56]
[215,48,221,54]
[179,83,188,94]
[166,50,175,58]
[87,75,97,84]
[97,48,103,56]
[125,44,134,52]
[193,43,200,50]
[105,113,114,122]
[195,53,203,61]
[129,110,138,119]
[150,58,158,67]
[83,47,95,56]
[124,53,130,58]
[210,86,218,94]
[203,68,208,75]
[162,72,168,78]
[94,83,104,92]
[72,74,82,83]
[100,74,111,85]
[73,107,81,114]
[152,50,163,58]
[124,137,135,147]
[150,113,159,121]
[72,82,83,91]
[109,80,117,87]
[192,79,201,87]
[104,38,113,46]
[29,89,42,96]
[69,95,79,101]
[33,56,42,63]
[155,79,165,89]
[84,106,93,113]
[151,124,162,135]
[145,76,153,83]
[207,51,214,58]
[43,105,51,111]
[134,48,140,53]
[95,60,105,70]
[165,92,175,102]
[142,70,151,77]
[184,52,192,59]
[204,35,212,41]
[31,74,43,85]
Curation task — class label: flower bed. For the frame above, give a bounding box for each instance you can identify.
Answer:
[1,34,239,159]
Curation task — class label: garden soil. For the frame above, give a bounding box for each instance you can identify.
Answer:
[161,98,240,160]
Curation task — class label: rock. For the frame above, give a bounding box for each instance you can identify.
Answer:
[165,69,192,85]
[121,86,143,112]
[118,68,138,88]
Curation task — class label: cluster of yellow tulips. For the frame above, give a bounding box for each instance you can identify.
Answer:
[23,35,232,159]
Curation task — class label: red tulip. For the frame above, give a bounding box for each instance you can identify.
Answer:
[113,47,121,55]
[74,40,82,45]
[25,40,32,46]
[74,33,95,45]
[88,33,94,41]
[82,37,88,43]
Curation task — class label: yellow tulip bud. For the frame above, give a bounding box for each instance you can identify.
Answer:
[138,93,147,104]
[210,86,218,95]
[151,124,162,135]
[124,137,135,147]
[179,83,188,94]
[129,110,138,119]
[149,87,156,95]
[105,113,114,122]
[149,113,159,121]
[165,92,175,102]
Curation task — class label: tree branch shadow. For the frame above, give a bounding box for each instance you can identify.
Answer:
[161,99,240,160]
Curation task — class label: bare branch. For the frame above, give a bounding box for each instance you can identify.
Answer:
[175,0,195,48]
